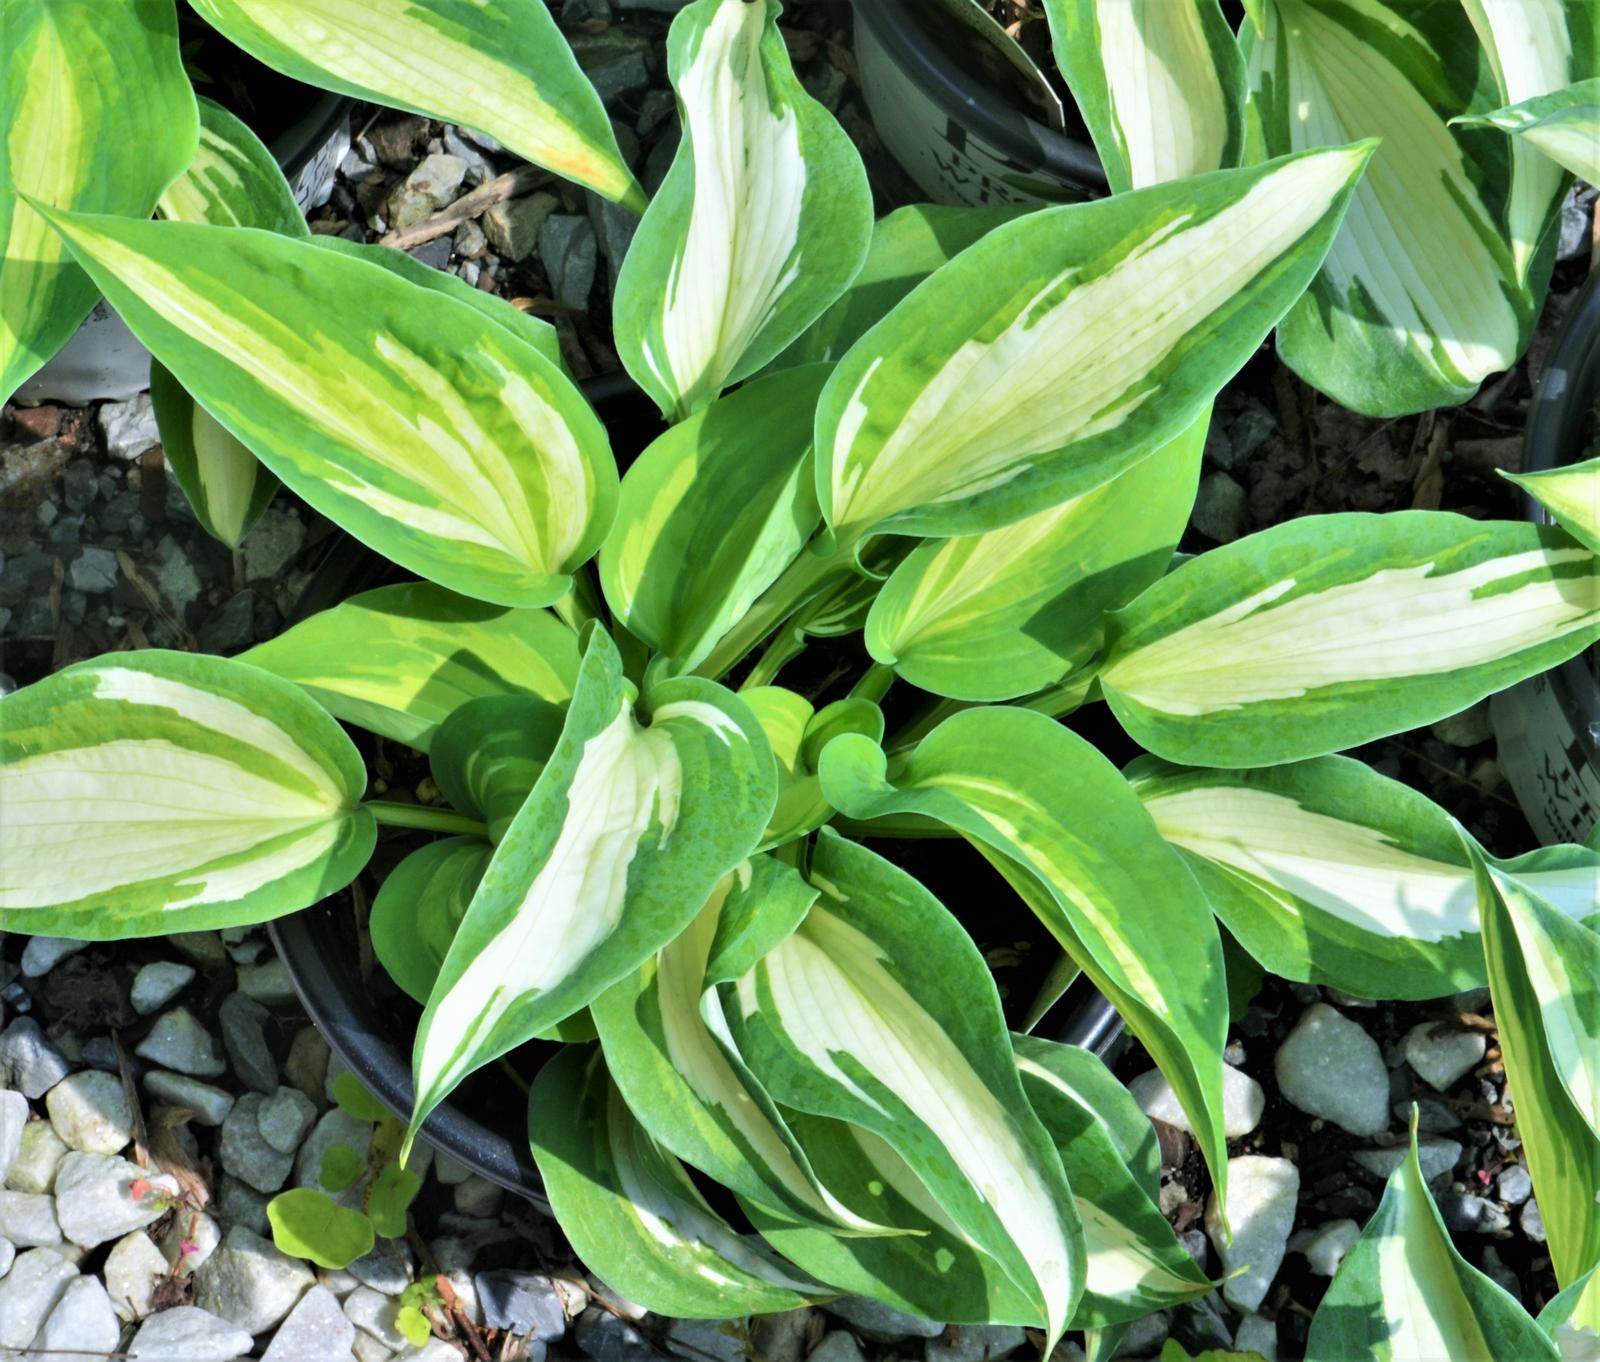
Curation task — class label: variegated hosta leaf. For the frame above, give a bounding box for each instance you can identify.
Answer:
[409,627,775,1141]
[242,583,580,753]
[1041,0,1246,193]
[1541,1267,1600,1355]
[1508,456,1600,555]
[41,208,616,608]
[1101,512,1600,768]
[817,710,1230,1213]
[370,836,493,1004]
[1245,0,1544,416]
[1462,78,1600,184]
[593,857,888,1233]
[529,1046,824,1318]
[1305,1117,1561,1361]
[864,414,1203,701]
[187,0,643,209]
[1474,853,1600,1308]
[428,695,565,843]
[724,832,1085,1347]
[614,0,871,417]
[815,145,1369,545]
[600,366,829,670]
[157,97,308,237]
[1,0,197,400]
[742,688,884,850]
[0,651,374,937]
[1131,755,1600,1000]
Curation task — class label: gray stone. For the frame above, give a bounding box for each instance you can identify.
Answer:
[1234,1313,1279,1362]
[53,1153,180,1247]
[68,546,119,594]
[220,1092,294,1194]
[284,1027,330,1103]
[128,1305,254,1361]
[453,1173,503,1218]
[482,192,558,262]
[0,1189,61,1245]
[0,1246,78,1348]
[477,1269,569,1339]
[200,589,258,653]
[0,1087,26,1180]
[170,931,229,969]
[749,1308,813,1362]
[1559,187,1598,261]
[926,1324,1028,1362]
[1436,1191,1512,1234]
[243,508,306,582]
[442,127,495,186]
[396,1343,465,1362]
[1352,1136,1461,1184]
[220,992,278,1094]
[265,1283,358,1362]
[153,533,202,617]
[104,1230,170,1320]
[587,190,639,288]
[1275,1003,1390,1136]
[1429,701,1494,749]
[346,1284,410,1350]
[825,1297,945,1341]
[164,1208,222,1277]
[1116,1310,1170,1356]
[215,1172,272,1236]
[99,393,161,461]
[666,1318,744,1362]
[45,1068,132,1153]
[454,219,488,260]
[136,1006,225,1078]
[1297,1218,1360,1276]
[1404,1096,1463,1133]
[1,1017,71,1097]
[258,1086,317,1155]
[432,1151,471,1186]
[1129,1063,1264,1140]
[387,153,468,231]
[811,1333,866,1362]
[20,936,89,976]
[576,1307,668,1362]
[347,1239,413,1296]
[0,1237,11,1276]
[296,1108,373,1189]
[1497,1162,1533,1206]
[570,29,653,103]
[539,214,598,310]
[352,1333,396,1362]
[1402,1020,1487,1092]
[238,959,297,1005]
[145,1069,236,1126]
[1228,400,1278,461]
[1205,1155,1299,1312]
[1479,1244,1521,1302]
[7,1119,67,1193]
[1192,470,1249,542]
[1523,1197,1546,1243]
[408,237,452,270]
[30,1273,119,1359]
[196,1223,317,1334]
[131,961,195,1015]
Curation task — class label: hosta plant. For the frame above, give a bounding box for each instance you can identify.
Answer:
[5,0,1600,1352]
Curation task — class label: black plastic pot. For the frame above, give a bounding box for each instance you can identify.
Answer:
[1492,269,1600,846]
[852,0,1106,206]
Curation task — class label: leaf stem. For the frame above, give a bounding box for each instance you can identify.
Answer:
[849,663,894,705]
[364,801,487,838]
[740,629,807,691]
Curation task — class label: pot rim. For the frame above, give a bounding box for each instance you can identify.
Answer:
[269,88,356,183]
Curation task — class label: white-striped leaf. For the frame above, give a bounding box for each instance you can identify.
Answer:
[1540,1267,1600,1355]
[242,583,579,753]
[1101,512,1600,768]
[188,0,643,209]
[724,831,1086,1347]
[0,650,374,937]
[1245,0,1547,415]
[428,695,565,843]
[409,627,775,1141]
[1132,755,1600,1000]
[1305,1116,1560,1361]
[369,836,493,1004]
[599,365,829,670]
[1508,456,1600,555]
[1462,79,1600,185]
[593,856,888,1233]
[1042,0,1246,193]
[742,688,884,850]
[864,414,1203,701]
[1475,852,1600,1311]
[614,0,872,418]
[529,1046,824,1318]
[40,208,616,608]
[814,146,1369,546]
[158,97,307,237]
[1,0,197,400]
[817,709,1230,1218]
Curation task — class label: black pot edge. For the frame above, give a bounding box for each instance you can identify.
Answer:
[853,0,1107,194]
[269,88,356,185]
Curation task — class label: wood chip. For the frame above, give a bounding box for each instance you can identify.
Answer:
[378,166,550,251]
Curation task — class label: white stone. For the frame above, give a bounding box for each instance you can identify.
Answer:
[20,936,88,977]
[258,1086,318,1155]
[264,1284,358,1362]
[195,1224,316,1334]
[1234,1313,1279,1362]
[345,1285,410,1350]
[128,1305,254,1361]
[29,1273,119,1360]
[1205,1155,1300,1312]
[144,1069,236,1126]
[1352,1137,1462,1185]
[431,1150,471,1185]
[0,1236,12,1277]
[53,1153,180,1248]
[135,1007,225,1077]
[0,1246,78,1348]
[1403,1021,1487,1092]
[452,1174,503,1218]
[0,1190,61,1245]
[237,959,297,1004]
[1297,1218,1361,1277]
[6,1119,67,1193]
[1130,1063,1265,1139]
[0,1088,26,1182]
[104,1231,170,1320]
[352,1331,395,1362]
[163,1208,222,1276]
[99,392,161,461]
[131,961,196,1015]
[46,1069,132,1153]
[1274,1003,1390,1136]
[296,1108,373,1189]
[395,1342,466,1362]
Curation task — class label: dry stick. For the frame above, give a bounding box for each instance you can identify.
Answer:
[377,166,550,251]
[111,1030,150,1170]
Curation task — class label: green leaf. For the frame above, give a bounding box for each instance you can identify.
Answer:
[864,413,1203,701]
[818,710,1230,1219]
[333,1072,391,1123]
[1540,1266,1600,1354]
[39,208,617,608]
[1041,0,1246,193]
[614,0,871,417]
[1506,456,1600,555]
[0,650,373,937]
[267,1188,375,1270]
[396,1305,433,1349]
[409,627,776,1141]
[365,1160,422,1239]
[1460,78,1600,184]
[1304,1115,1560,1361]
[1474,851,1600,1309]
[529,1046,823,1317]
[1,0,198,400]
[600,366,829,670]
[813,145,1370,545]
[370,837,494,1004]
[742,689,884,850]
[428,696,565,842]
[1132,755,1600,999]
[242,583,580,753]
[1102,512,1600,767]
[724,832,1085,1348]
[187,0,642,209]
[319,1145,365,1194]
[157,97,307,236]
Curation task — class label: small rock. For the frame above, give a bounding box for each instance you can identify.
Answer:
[238,959,297,1005]
[199,589,258,653]
[1117,1309,1171,1355]
[7,1119,67,1193]
[408,237,452,270]
[164,1209,222,1276]
[1497,1163,1533,1206]
[477,1268,569,1339]
[432,1151,471,1186]
[666,1318,744,1362]
[136,1006,224,1078]
[196,1223,317,1334]
[442,127,495,185]
[454,218,488,260]
[1479,1244,1521,1302]
[264,1283,358,1362]
[0,1246,78,1348]
[1275,1003,1390,1136]
[1402,1021,1487,1092]
[30,1273,119,1359]
[1130,1064,1265,1140]
[1436,1191,1512,1234]
[1206,1155,1299,1312]
[1228,401,1278,461]
[296,1108,373,1189]
[258,1086,317,1155]
[170,931,229,969]
[825,1297,945,1341]
[346,1284,411,1350]
[0,1190,61,1245]
[20,936,88,976]
[570,28,653,103]
[11,404,62,441]
[387,153,468,232]
[68,545,119,594]
[53,1153,179,1247]
[45,1069,132,1153]
[1297,1218,1360,1276]
[220,1092,295,1194]
[0,1237,11,1276]
[454,1174,503,1218]
[1234,1313,1279,1362]
[99,393,160,461]
[576,1307,668,1362]
[811,1333,866,1362]
[347,1239,412,1296]
[1,1017,71,1097]
[751,1308,814,1362]
[285,1027,330,1103]
[1404,1096,1462,1133]
[145,1069,236,1126]
[215,1173,272,1236]
[220,992,278,1094]
[153,534,202,617]
[128,1305,254,1361]
[130,961,195,1015]
[926,1324,1028,1362]
[588,190,639,288]
[243,508,307,583]
[1429,702,1495,750]
[1352,1137,1462,1184]
[482,192,558,262]
[1192,470,1249,542]
[104,1230,170,1320]
[1523,1198,1546,1243]
[397,1342,467,1362]
[0,1088,26,1179]
[539,214,598,310]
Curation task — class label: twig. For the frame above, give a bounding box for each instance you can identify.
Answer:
[111,1031,149,1170]
[378,166,549,250]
